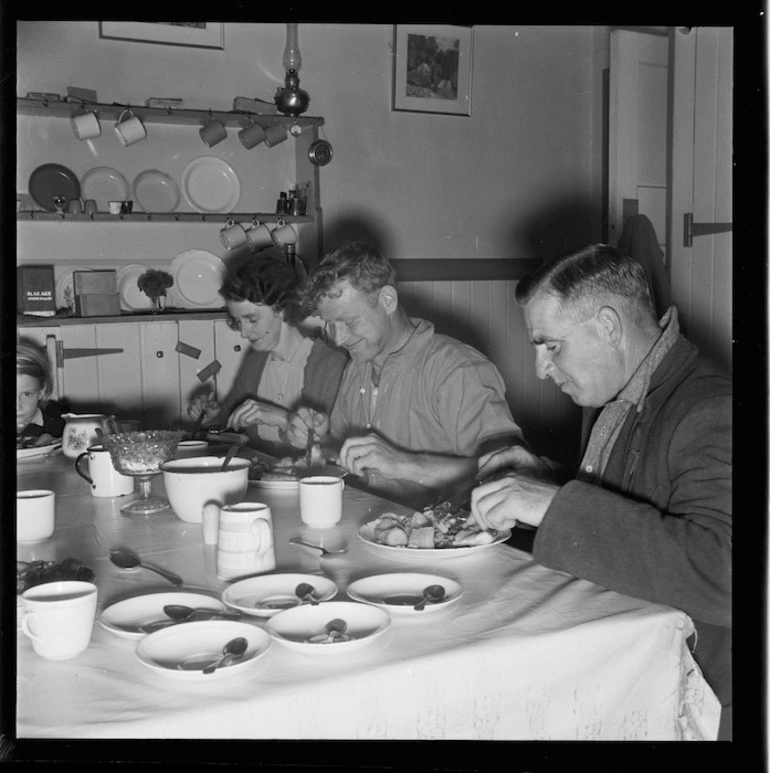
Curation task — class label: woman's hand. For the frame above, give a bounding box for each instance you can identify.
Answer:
[187,394,220,422]
[228,399,289,431]
[285,407,329,449]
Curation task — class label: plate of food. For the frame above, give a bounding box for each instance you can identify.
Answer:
[135,620,271,680]
[346,573,463,615]
[266,601,390,654]
[358,507,510,557]
[100,591,229,640]
[249,452,347,491]
[17,440,62,459]
[222,573,338,618]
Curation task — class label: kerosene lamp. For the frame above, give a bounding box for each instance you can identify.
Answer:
[274,23,310,117]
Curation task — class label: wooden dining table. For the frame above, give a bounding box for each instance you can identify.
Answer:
[15,447,721,741]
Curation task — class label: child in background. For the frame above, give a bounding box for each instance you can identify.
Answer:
[16,340,66,448]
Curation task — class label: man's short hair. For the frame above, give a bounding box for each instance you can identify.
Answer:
[301,242,397,311]
[515,243,657,324]
[219,253,304,326]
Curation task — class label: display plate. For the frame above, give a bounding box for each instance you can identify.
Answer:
[180,156,241,214]
[116,263,153,311]
[80,166,130,212]
[28,163,81,212]
[168,250,226,309]
[132,169,180,213]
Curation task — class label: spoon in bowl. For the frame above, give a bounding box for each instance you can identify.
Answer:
[202,636,248,674]
[294,582,320,606]
[109,547,184,586]
[413,584,446,611]
[163,604,241,622]
[220,441,247,471]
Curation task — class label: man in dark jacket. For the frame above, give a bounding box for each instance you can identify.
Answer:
[468,244,732,740]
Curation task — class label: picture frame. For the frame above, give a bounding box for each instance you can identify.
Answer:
[392,24,473,116]
[99,22,225,50]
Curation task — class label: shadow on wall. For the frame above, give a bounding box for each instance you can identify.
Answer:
[324,213,395,258]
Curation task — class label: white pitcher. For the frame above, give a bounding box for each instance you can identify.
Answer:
[207,502,276,581]
[61,414,118,460]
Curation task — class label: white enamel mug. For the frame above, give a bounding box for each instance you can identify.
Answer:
[17,489,55,542]
[75,444,135,498]
[114,109,147,146]
[215,502,276,580]
[271,219,297,249]
[72,110,101,140]
[246,220,274,250]
[21,581,98,660]
[298,476,345,528]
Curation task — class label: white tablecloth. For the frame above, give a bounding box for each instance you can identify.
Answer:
[16,452,720,740]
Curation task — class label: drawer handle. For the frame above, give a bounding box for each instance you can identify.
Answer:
[234,345,241,352]
[156,351,164,358]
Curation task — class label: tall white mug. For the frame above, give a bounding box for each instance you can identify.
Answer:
[75,444,135,498]
[298,476,345,528]
[17,489,55,542]
[21,581,98,660]
[216,502,276,580]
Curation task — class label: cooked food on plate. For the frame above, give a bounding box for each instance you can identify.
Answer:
[249,444,327,481]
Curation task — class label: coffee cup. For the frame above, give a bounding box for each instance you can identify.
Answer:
[238,118,266,150]
[245,220,274,250]
[264,122,288,148]
[17,489,55,542]
[200,114,227,147]
[71,109,101,140]
[75,444,135,498]
[84,199,98,215]
[114,109,147,147]
[220,218,248,249]
[271,219,298,249]
[174,440,209,459]
[215,502,276,580]
[21,581,98,660]
[298,476,345,528]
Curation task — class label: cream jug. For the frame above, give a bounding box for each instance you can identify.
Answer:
[211,502,276,581]
[61,414,117,460]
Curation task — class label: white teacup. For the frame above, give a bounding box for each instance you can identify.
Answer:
[114,109,147,146]
[75,444,134,498]
[220,219,248,249]
[271,220,297,249]
[214,502,276,580]
[17,489,55,542]
[21,581,98,660]
[72,110,101,140]
[298,476,345,528]
[246,220,274,250]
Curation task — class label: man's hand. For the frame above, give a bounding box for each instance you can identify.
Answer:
[285,407,330,449]
[477,444,553,482]
[228,399,288,431]
[468,474,560,531]
[337,434,408,480]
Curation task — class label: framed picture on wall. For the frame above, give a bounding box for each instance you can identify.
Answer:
[392,24,473,116]
[99,22,225,50]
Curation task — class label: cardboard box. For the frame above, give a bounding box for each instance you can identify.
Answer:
[233,96,277,115]
[73,270,117,296]
[18,265,56,317]
[74,293,121,317]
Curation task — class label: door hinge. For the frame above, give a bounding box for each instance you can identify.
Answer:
[683,213,733,248]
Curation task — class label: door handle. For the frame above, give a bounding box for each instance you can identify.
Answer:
[683,213,732,247]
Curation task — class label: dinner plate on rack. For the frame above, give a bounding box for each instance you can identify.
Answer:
[80,167,130,212]
[180,156,241,214]
[100,591,228,640]
[116,263,153,311]
[55,265,93,311]
[346,573,463,615]
[168,250,226,309]
[132,169,180,213]
[28,163,81,212]
[222,573,338,618]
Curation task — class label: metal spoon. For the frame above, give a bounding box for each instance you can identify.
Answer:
[163,604,241,622]
[413,584,446,611]
[324,618,348,643]
[202,636,248,674]
[294,582,320,606]
[289,537,349,557]
[305,427,315,468]
[190,409,207,440]
[109,547,184,586]
[220,440,246,471]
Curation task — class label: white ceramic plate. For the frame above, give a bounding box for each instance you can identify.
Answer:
[100,591,227,640]
[132,169,180,213]
[266,601,390,654]
[346,573,463,615]
[55,265,93,311]
[357,520,511,558]
[222,573,338,618]
[168,250,226,309]
[81,167,130,212]
[180,156,241,214]
[135,620,271,680]
[116,263,153,311]
[17,441,62,460]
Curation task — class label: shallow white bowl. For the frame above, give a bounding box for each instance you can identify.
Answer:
[222,573,338,618]
[100,591,227,640]
[266,600,390,654]
[160,455,250,523]
[346,573,463,616]
[135,620,271,680]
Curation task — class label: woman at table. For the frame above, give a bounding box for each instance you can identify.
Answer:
[187,251,348,457]
[16,339,67,448]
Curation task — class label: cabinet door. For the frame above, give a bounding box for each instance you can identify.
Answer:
[139,321,181,429]
[213,318,248,403]
[177,320,217,416]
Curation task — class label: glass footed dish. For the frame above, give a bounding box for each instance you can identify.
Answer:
[101,430,184,516]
